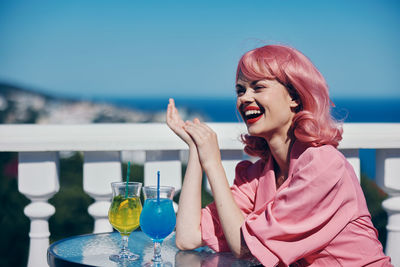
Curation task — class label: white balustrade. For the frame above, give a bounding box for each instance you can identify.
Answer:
[376,149,400,265]
[205,150,244,193]
[0,123,400,266]
[144,150,182,211]
[144,150,181,191]
[18,152,59,267]
[341,149,360,180]
[83,151,122,233]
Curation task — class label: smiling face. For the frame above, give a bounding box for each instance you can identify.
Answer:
[236,74,299,141]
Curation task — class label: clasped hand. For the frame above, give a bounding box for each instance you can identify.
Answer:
[167,98,221,170]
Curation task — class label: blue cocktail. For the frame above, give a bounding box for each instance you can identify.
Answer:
[140,198,176,242]
[140,186,176,266]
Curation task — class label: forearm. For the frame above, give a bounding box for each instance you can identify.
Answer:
[205,163,247,258]
[178,119,249,255]
[175,145,204,250]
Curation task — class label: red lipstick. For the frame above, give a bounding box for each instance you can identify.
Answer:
[243,106,263,124]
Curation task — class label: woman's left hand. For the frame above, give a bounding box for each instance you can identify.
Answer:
[183,119,221,170]
[185,119,247,257]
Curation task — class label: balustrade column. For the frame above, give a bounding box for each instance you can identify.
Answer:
[376,149,400,266]
[83,151,122,233]
[205,150,243,194]
[340,149,360,181]
[145,150,181,190]
[18,152,60,267]
[145,150,181,211]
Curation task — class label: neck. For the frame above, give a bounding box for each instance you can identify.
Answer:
[266,135,293,178]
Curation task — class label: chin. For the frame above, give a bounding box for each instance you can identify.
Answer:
[246,125,266,137]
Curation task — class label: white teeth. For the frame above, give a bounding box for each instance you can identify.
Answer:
[244,110,261,116]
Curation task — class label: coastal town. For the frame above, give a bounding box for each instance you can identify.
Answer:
[0,83,201,124]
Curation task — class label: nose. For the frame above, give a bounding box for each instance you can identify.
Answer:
[236,89,254,113]
[237,88,254,104]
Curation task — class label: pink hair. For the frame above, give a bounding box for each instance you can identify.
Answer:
[237,45,342,159]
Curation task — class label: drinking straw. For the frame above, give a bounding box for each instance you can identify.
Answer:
[125,162,131,199]
[157,171,160,204]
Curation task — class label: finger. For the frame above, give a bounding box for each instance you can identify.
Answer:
[183,123,203,140]
[167,98,174,115]
[185,121,205,132]
[198,122,215,133]
[171,102,182,120]
[194,123,218,146]
[187,120,212,136]
[167,105,174,124]
[184,122,210,143]
[167,103,172,120]
[168,98,176,112]
[167,99,181,124]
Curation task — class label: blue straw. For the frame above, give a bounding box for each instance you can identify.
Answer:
[157,171,160,204]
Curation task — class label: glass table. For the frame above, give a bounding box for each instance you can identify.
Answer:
[47,231,261,266]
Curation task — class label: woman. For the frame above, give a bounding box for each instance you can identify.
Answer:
[166,44,391,266]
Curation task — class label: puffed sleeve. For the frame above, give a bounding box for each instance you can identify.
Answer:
[200,160,262,252]
[241,146,357,266]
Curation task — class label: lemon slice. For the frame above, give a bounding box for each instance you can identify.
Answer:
[119,199,129,209]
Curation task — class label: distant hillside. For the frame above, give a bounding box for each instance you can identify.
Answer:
[0,82,182,124]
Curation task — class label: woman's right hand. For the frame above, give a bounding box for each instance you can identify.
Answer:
[167,98,195,146]
[168,98,204,250]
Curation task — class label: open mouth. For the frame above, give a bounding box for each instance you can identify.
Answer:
[242,106,263,124]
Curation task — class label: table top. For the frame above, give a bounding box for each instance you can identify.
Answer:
[47,231,260,267]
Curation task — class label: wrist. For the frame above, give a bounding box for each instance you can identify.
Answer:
[202,159,223,175]
[188,144,198,152]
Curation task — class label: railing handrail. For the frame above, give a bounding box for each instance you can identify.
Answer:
[1,123,400,152]
[2,122,400,266]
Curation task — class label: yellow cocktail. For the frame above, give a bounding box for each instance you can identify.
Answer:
[109,195,142,235]
[108,181,142,262]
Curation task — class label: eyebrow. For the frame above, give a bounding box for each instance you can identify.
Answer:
[250,80,262,86]
[236,78,272,91]
[236,79,262,86]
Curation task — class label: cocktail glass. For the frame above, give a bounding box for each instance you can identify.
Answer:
[108,182,142,262]
[140,186,176,266]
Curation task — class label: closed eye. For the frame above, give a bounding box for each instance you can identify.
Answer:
[252,80,269,91]
[235,85,246,96]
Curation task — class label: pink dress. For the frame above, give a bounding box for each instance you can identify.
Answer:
[201,142,392,266]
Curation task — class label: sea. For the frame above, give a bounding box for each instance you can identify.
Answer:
[105,97,400,180]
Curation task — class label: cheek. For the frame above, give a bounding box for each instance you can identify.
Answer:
[269,95,294,118]
[276,104,296,124]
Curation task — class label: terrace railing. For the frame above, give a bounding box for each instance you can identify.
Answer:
[0,123,399,267]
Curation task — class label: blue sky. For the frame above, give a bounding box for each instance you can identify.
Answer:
[0,0,399,99]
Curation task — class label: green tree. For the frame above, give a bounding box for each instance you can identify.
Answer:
[0,152,29,267]
[361,174,388,249]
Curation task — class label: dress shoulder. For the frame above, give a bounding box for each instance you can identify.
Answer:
[302,144,344,161]
[292,144,346,173]
[235,159,266,183]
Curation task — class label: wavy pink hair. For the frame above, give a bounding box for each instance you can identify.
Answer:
[237,45,342,159]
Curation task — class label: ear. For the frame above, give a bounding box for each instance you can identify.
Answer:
[289,97,302,113]
[285,84,301,111]
[289,97,300,108]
